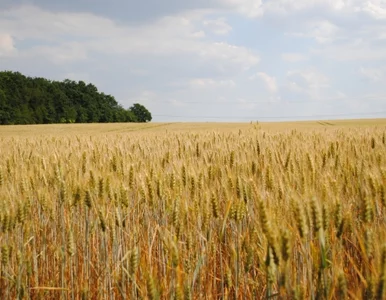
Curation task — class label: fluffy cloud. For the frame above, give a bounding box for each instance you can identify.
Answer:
[262,0,359,15]
[203,18,232,35]
[0,33,15,56]
[219,0,263,17]
[308,20,340,44]
[0,5,259,71]
[312,38,386,61]
[189,78,236,88]
[271,3,386,64]
[287,69,329,88]
[281,53,307,62]
[258,0,386,18]
[28,42,88,63]
[287,20,340,44]
[1,1,385,121]
[286,68,330,99]
[360,67,384,81]
[363,0,386,19]
[250,72,278,93]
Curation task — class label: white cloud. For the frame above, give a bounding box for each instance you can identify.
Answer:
[196,42,259,70]
[281,52,307,62]
[255,0,386,27]
[0,5,120,40]
[363,0,386,19]
[287,69,329,88]
[30,42,88,64]
[310,20,340,44]
[203,18,232,35]
[219,0,263,17]
[277,7,386,63]
[189,78,236,88]
[286,81,306,94]
[250,72,278,93]
[260,0,379,16]
[191,30,206,38]
[1,1,386,121]
[360,67,384,81]
[289,20,340,44]
[0,33,16,56]
[0,5,259,71]
[126,90,158,107]
[312,38,386,61]
[286,68,330,99]
[261,0,356,15]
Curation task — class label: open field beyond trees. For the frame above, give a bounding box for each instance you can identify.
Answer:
[0,119,386,299]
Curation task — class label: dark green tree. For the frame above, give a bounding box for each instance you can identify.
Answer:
[0,71,152,125]
[130,103,152,123]
[0,89,11,124]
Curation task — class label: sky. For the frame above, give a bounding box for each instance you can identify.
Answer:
[0,0,386,122]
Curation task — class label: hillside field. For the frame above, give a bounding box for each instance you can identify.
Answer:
[0,119,386,299]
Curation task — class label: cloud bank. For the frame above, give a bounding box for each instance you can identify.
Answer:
[0,0,385,121]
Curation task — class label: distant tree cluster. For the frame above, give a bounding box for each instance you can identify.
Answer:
[0,71,152,125]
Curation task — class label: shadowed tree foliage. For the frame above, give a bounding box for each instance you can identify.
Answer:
[130,103,152,123]
[0,71,151,125]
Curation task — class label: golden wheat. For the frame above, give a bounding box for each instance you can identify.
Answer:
[0,121,385,298]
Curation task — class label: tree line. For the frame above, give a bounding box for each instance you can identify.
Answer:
[0,71,152,125]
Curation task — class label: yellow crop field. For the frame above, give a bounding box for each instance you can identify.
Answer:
[0,119,386,299]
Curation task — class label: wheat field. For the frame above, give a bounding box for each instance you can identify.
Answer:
[0,119,386,299]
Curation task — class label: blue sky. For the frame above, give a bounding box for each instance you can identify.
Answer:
[0,0,385,121]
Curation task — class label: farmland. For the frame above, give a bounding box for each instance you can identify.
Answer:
[0,119,386,299]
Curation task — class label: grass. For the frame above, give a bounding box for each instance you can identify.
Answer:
[0,119,385,299]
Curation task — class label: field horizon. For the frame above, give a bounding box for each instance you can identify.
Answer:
[0,118,385,137]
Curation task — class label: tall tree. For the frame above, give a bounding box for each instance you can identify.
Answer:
[130,103,152,123]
